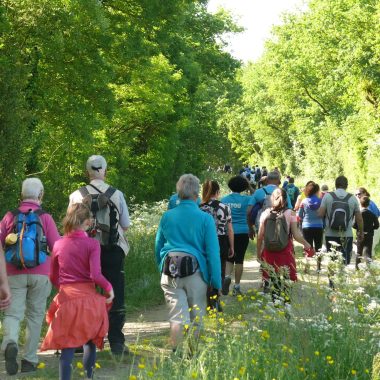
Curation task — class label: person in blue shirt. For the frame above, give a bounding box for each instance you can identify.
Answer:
[156,174,221,351]
[221,176,254,296]
[168,193,201,209]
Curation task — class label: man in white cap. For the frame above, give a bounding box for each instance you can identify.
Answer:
[69,155,130,356]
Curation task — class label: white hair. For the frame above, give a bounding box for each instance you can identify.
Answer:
[21,178,44,200]
[176,174,199,200]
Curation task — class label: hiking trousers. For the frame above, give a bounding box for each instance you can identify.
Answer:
[100,245,126,353]
[1,274,52,364]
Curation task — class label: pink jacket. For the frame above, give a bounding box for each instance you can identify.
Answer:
[0,200,61,276]
[50,230,112,292]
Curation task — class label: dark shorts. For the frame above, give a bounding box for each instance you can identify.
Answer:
[227,233,249,265]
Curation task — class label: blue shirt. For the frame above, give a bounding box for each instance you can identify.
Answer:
[220,193,254,234]
[155,200,221,289]
[251,185,292,209]
[297,195,323,228]
[168,193,201,209]
[368,200,380,218]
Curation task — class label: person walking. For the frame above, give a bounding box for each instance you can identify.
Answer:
[0,178,60,375]
[41,203,114,380]
[155,174,221,351]
[69,155,130,356]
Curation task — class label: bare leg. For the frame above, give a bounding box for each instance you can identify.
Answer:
[225,262,234,277]
[170,322,183,350]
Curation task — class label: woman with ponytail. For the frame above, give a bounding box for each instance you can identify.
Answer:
[200,181,234,299]
[41,203,114,380]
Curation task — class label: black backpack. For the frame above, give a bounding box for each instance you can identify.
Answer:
[79,184,120,247]
[328,192,353,231]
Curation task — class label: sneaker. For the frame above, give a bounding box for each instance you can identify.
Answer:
[5,342,18,375]
[232,286,242,296]
[21,359,37,373]
[222,277,231,295]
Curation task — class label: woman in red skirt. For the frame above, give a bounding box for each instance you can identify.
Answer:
[257,188,313,302]
[41,204,114,379]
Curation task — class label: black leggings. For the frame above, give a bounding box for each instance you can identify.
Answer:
[302,228,323,251]
[227,233,249,265]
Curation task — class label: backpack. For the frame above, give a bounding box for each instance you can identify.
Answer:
[250,188,272,230]
[287,186,296,202]
[263,210,289,251]
[5,209,47,269]
[79,184,120,247]
[328,192,353,231]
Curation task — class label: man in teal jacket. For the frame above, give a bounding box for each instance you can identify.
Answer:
[155,174,221,350]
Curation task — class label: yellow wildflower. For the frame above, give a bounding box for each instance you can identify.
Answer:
[261,330,270,340]
[220,301,225,307]
[191,372,198,379]
[129,376,137,380]
[184,324,189,330]
[237,314,242,320]
[37,362,45,369]
[326,355,332,361]
[298,367,304,372]
[80,371,84,376]
[76,362,84,369]
[351,369,357,375]
[314,351,320,356]
[282,362,288,368]
[138,363,145,369]
[239,367,246,376]
[95,362,101,369]
[237,295,243,302]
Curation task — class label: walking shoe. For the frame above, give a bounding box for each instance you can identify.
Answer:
[5,342,18,375]
[222,277,231,295]
[21,359,37,373]
[232,286,242,296]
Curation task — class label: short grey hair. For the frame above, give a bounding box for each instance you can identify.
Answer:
[176,174,200,200]
[21,178,44,200]
[86,155,107,180]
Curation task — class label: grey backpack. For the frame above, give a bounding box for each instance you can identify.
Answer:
[264,210,289,251]
[328,192,353,231]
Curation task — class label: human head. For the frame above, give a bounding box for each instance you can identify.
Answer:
[304,182,320,197]
[21,178,44,202]
[63,203,92,235]
[356,187,370,198]
[176,174,200,200]
[360,196,370,208]
[86,155,107,180]
[321,184,329,192]
[202,180,220,203]
[335,175,348,190]
[271,188,287,212]
[288,177,295,184]
[267,171,281,186]
[228,176,249,193]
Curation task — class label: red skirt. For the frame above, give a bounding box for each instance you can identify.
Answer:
[261,239,297,281]
[41,283,109,350]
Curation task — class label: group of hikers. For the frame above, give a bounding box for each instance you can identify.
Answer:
[0,157,378,378]
[0,155,129,379]
[157,169,379,352]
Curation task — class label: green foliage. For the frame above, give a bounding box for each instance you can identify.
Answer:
[0,0,241,217]
[230,0,380,193]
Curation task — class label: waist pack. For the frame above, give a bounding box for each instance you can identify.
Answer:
[163,254,198,278]
[5,209,47,269]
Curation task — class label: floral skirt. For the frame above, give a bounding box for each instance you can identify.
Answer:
[41,282,109,350]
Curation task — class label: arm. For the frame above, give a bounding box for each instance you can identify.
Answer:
[294,195,302,211]
[204,217,222,290]
[354,210,364,241]
[256,219,265,261]
[227,221,234,258]
[374,214,380,230]
[155,217,167,267]
[246,205,255,239]
[49,249,60,289]
[43,214,61,252]
[290,222,311,249]
[0,246,11,310]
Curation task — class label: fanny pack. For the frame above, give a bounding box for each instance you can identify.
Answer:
[163,254,198,278]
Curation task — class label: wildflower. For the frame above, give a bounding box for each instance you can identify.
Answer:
[326,355,332,361]
[298,367,305,372]
[251,359,257,365]
[328,316,333,321]
[220,301,226,307]
[218,318,225,324]
[138,363,145,369]
[80,371,84,376]
[351,369,357,375]
[184,324,189,330]
[328,360,334,365]
[148,371,154,377]
[365,369,369,374]
[237,314,242,320]
[261,330,270,340]
[76,362,84,369]
[237,295,243,302]
[282,362,288,368]
[314,351,320,356]
[37,362,45,369]
[191,372,198,379]
[95,363,101,369]
[239,367,246,376]
[129,376,137,380]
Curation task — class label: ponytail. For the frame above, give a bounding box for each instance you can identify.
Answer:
[271,188,287,212]
[202,180,220,204]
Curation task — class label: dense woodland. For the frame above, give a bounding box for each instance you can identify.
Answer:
[0,0,241,217]
[1,0,380,218]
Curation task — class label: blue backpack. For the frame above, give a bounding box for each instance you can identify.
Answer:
[5,209,47,269]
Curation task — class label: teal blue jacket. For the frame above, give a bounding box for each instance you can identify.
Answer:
[155,200,221,289]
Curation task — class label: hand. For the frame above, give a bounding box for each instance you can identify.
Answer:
[228,248,235,259]
[105,288,114,304]
[248,227,256,240]
[0,283,11,310]
[304,246,315,258]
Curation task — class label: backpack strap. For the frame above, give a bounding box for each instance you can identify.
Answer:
[87,184,120,215]
[262,188,269,195]
[79,186,90,197]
